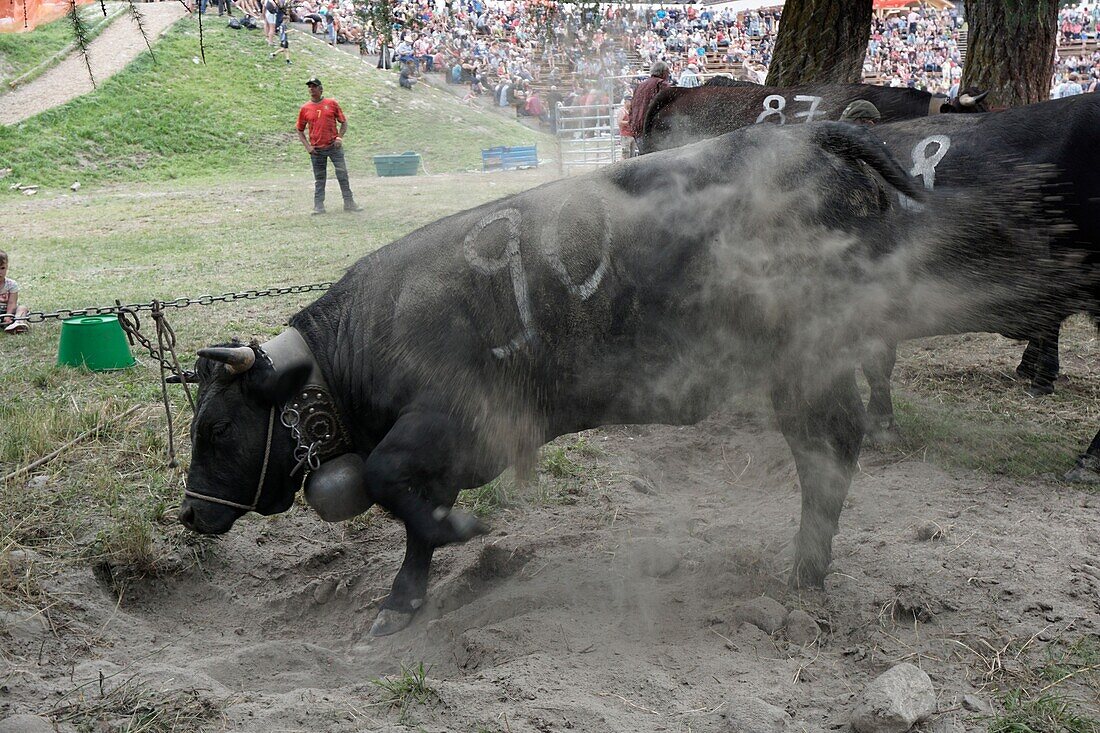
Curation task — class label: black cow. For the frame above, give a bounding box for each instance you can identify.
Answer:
[639,88,1099,481]
[860,96,1100,479]
[640,82,989,154]
[177,124,1050,637]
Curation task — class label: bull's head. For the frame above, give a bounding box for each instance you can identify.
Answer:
[940,88,990,114]
[177,342,312,535]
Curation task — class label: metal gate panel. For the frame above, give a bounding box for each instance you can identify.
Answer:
[556,102,623,173]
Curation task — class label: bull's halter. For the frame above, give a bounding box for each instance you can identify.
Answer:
[183,328,351,513]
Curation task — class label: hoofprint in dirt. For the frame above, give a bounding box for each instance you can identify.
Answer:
[0,3,186,125]
[3,408,1097,732]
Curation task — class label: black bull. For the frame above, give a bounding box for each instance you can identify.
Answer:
[861,98,1100,479]
[643,91,1100,480]
[178,124,1058,637]
[639,82,988,155]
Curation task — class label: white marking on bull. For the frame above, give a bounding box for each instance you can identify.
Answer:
[899,134,952,211]
[755,94,825,125]
[793,95,824,122]
[462,208,535,359]
[756,94,787,124]
[543,195,611,301]
[910,135,951,190]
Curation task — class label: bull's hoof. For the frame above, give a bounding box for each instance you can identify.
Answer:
[865,422,902,448]
[1025,382,1056,398]
[1064,456,1100,484]
[432,507,490,542]
[370,608,416,637]
[788,557,828,590]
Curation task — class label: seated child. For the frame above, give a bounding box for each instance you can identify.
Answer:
[0,250,29,334]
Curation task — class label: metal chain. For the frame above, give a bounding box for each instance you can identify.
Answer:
[18,282,334,324]
[117,301,195,467]
[280,407,321,477]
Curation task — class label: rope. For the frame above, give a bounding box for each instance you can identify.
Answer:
[183,406,275,511]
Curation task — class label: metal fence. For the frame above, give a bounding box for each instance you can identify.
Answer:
[555,101,625,173]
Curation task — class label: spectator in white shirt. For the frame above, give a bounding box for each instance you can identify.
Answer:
[1055,72,1085,98]
[679,62,701,87]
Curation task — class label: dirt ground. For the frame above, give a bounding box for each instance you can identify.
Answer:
[1,173,1097,732]
[2,393,1098,731]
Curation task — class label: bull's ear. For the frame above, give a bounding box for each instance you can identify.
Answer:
[939,102,954,114]
[245,359,312,406]
[166,371,199,384]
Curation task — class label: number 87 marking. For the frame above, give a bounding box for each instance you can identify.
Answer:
[755,94,825,125]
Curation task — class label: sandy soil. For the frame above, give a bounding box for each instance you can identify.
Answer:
[0,3,186,126]
[2,403,1097,732]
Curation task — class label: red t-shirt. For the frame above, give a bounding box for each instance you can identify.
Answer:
[296,98,346,148]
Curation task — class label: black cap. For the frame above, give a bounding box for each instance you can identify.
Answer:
[306,77,322,87]
[840,99,881,122]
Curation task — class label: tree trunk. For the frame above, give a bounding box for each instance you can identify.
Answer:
[766,0,873,86]
[962,0,1059,106]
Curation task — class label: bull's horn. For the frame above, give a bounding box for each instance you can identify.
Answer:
[197,346,256,374]
[960,91,989,106]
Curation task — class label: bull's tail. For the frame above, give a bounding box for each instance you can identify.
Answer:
[810,122,925,203]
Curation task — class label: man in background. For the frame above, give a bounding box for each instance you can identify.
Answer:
[839,99,881,125]
[296,78,363,215]
[629,61,671,154]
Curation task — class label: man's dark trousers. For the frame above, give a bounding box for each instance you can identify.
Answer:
[310,145,354,211]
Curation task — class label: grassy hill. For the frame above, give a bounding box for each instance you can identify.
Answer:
[0,18,551,189]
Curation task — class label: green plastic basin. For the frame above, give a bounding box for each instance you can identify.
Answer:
[57,315,136,371]
[373,151,420,177]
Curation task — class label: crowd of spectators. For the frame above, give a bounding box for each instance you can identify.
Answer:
[260,0,1100,124]
[862,6,965,95]
[1053,4,1100,95]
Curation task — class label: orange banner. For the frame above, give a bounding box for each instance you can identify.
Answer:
[0,0,98,33]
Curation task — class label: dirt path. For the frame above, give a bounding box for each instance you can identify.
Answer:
[0,2,186,126]
[4,412,1097,731]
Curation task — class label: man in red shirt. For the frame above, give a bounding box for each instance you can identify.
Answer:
[628,61,670,156]
[296,77,363,214]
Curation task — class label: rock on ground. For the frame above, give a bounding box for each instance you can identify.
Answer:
[733,596,788,634]
[0,714,55,733]
[850,663,937,733]
[707,696,792,733]
[783,609,820,645]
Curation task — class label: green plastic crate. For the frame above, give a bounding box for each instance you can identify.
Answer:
[373,151,420,177]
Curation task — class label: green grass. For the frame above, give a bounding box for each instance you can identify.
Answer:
[0,19,551,189]
[0,170,551,590]
[989,690,1099,733]
[458,436,608,517]
[372,662,438,710]
[974,635,1100,733]
[540,445,581,479]
[0,3,122,89]
[892,397,1083,479]
[458,476,514,517]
